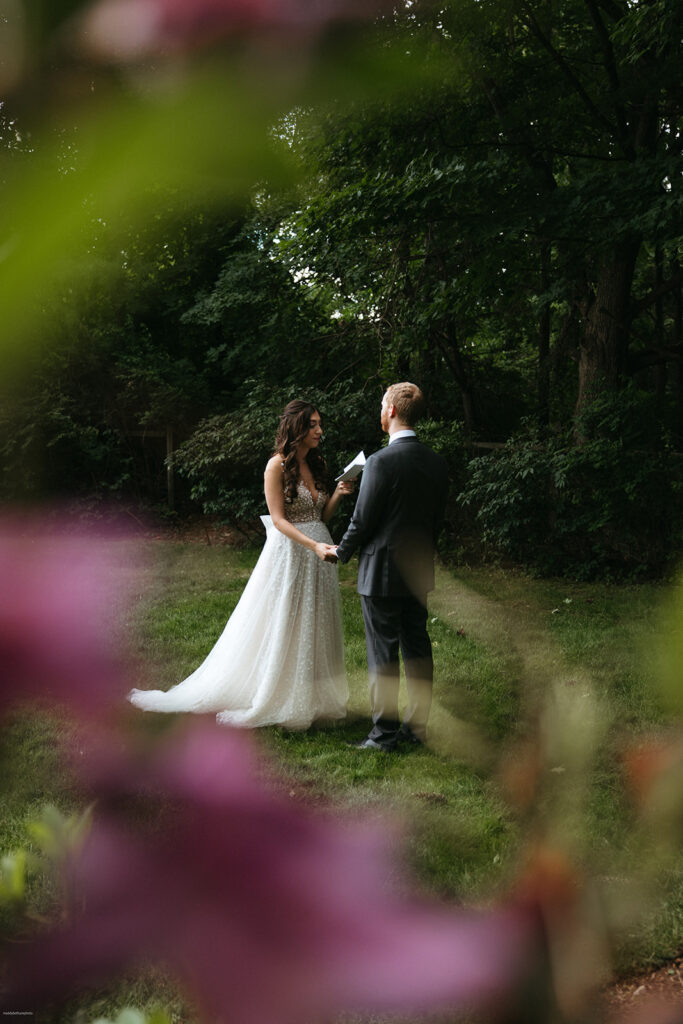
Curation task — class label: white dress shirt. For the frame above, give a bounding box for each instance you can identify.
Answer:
[388,429,417,444]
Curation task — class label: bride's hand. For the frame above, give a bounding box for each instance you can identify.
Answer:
[337,480,355,495]
[314,542,338,562]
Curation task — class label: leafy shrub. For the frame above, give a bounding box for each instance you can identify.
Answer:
[173,380,381,531]
[460,388,683,580]
[418,418,468,480]
[417,418,472,555]
[0,395,133,502]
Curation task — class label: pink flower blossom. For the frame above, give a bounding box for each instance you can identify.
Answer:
[79,0,381,60]
[0,518,137,719]
[4,724,535,1021]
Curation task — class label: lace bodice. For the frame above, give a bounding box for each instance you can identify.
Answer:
[285,480,328,523]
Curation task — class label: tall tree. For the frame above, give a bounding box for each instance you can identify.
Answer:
[285,0,683,435]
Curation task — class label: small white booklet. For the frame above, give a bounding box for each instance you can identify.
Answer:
[336,451,366,482]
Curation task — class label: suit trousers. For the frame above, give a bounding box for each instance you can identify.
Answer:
[360,594,433,742]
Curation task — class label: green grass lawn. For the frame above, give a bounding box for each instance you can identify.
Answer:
[2,541,682,1021]
[123,544,683,952]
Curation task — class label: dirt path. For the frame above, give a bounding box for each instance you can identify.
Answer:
[601,956,683,1018]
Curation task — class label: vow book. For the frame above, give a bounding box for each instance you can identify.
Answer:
[336,451,366,482]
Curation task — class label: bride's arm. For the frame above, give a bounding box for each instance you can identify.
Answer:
[321,479,355,523]
[264,457,335,561]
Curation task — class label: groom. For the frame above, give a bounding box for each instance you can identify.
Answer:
[334,383,449,751]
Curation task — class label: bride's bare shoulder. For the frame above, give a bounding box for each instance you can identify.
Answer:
[265,454,284,476]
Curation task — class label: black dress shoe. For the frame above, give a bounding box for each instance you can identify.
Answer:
[397,725,423,746]
[349,736,397,752]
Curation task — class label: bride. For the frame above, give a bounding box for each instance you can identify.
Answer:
[129,400,353,729]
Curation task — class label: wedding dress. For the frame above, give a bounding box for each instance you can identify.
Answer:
[129,482,348,729]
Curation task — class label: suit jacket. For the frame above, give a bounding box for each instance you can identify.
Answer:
[336,436,449,599]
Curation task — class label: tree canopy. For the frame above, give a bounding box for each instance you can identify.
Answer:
[286,0,683,435]
[1,0,682,576]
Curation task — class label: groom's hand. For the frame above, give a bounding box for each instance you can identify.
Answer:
[323,545,339,563]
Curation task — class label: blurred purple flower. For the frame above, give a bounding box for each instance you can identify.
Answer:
[0,518,137,719]
[79,0,382,60]
[5,724,534,1022]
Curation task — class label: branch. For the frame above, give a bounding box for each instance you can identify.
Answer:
[627,344,683,371]
[521,4,616,139]
[455,137,629,162]
[479,74,556,189]
[631,267,683,318]
[594,0,629,20]
[583,0,633,156]
[431,328,469,391]
[322,355,367,390]
[382,240,404,320]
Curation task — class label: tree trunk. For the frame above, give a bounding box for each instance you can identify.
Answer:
[576,241,640,420]
[538,242,551,428]
[432,325,476,440]
[654,247,667,404]
[673,257,683,442]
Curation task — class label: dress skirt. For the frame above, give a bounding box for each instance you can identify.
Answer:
[129,518,348,729]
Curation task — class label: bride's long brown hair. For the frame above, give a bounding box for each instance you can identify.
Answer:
[274,400,332,503]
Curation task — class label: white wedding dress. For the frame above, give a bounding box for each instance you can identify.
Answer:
[129,482,348,729]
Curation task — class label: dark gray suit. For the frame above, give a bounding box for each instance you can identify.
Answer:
[336,435,449,744]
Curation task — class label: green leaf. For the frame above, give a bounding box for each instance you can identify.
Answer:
[0,850,27,903]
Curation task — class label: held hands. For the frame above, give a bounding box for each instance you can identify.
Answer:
[313,479,351,561]
[314,542,338,563]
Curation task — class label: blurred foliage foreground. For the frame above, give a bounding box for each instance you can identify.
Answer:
[0,2,682,1017]
[0,527,682,1024]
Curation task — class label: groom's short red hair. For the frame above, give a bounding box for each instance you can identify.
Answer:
[385,382,425,426]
